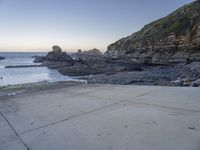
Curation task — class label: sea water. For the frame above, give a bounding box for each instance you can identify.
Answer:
[0,52,77,86]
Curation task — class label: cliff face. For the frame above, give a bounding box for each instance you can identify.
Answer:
[105,1,200,64]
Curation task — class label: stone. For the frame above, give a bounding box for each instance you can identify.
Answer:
[171,79,183,86]
[71,48,104,64]
[191,79,200,87]
[52,45,62,53]
[45,51,73,62]
[32,46,74,69]
[0,56,5,60]
[33,56,46,63]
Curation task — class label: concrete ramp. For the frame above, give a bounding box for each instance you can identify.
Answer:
[0,85,200,150]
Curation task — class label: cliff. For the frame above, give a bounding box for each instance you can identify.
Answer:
[105,0,200,64]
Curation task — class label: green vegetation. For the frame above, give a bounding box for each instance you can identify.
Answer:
[130,0,200,40]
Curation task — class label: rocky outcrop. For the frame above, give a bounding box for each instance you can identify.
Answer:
[0,56,5,60]
[105,0,200,64]
[45,46,73,62]
[33,56,46,63]
[59,59,142,76]
[71,48,105,64]
[36,46,142,76]
[41,46,73,68]
[57,48,140,76]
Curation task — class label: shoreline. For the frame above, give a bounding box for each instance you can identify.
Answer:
[0,80,86,93]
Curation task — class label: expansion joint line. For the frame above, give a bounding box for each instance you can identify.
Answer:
[0,111,30,150]
[20,102,119,135]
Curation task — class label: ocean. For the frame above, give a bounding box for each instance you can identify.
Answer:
[0,52,77,86]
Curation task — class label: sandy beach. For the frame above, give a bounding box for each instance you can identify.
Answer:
[0,82,200,150]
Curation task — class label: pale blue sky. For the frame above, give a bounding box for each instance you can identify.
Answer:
[0,0,194,52]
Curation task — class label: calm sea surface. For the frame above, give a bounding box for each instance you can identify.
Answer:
[0,52,77,86]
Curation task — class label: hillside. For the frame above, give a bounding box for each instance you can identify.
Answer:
[105,0,200,64]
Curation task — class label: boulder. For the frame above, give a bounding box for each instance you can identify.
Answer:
[0,56,5,60]
[191,79,200,87]
[33,56,46,63]
[52,45,62,53]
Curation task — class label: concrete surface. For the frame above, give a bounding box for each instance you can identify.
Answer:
[0,84,200,150]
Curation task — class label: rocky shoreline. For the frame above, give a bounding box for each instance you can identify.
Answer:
[31,1,200,87]
[32,45,200,87]
[81,63,200,87]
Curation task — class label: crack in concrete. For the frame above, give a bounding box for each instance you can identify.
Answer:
[133,90,156,99]
[19,102,119,135]
[75,88,159,103]
[0,111,30,150]
[17,88,163,136]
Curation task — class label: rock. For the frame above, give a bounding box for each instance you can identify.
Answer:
[33,56,46,63]
[42,46,142,76]
[191,79,200,87]
[41,46,74,68]
[59,61,142,76]
[78,49,82,53]
[59,65,93,76]
[52,45,62,53]
[0,56,5,60]
[105,1,200,65]
[5,65,43,68]
[182,78,194,86]
[60,52,142,76]
[44,46,73,62]
[45,51,73,62]
[171,79,183,86]
[71,48,104,64]
[171,77,196,86]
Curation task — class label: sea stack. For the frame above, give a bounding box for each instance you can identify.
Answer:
[40,45,73,69]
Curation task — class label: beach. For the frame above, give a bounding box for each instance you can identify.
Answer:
[0,82,200,150]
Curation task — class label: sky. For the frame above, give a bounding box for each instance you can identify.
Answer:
[0,0,194,52]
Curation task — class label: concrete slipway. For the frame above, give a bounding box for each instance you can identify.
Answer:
[0,84,200,150]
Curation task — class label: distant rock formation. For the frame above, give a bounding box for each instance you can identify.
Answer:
[105,0,200,64]
[71,48,104,64]
[34,46,142,76]
[46,46,71,62]
[0,56,5,60]
[59,48,141,76]
[42,46,73,68]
